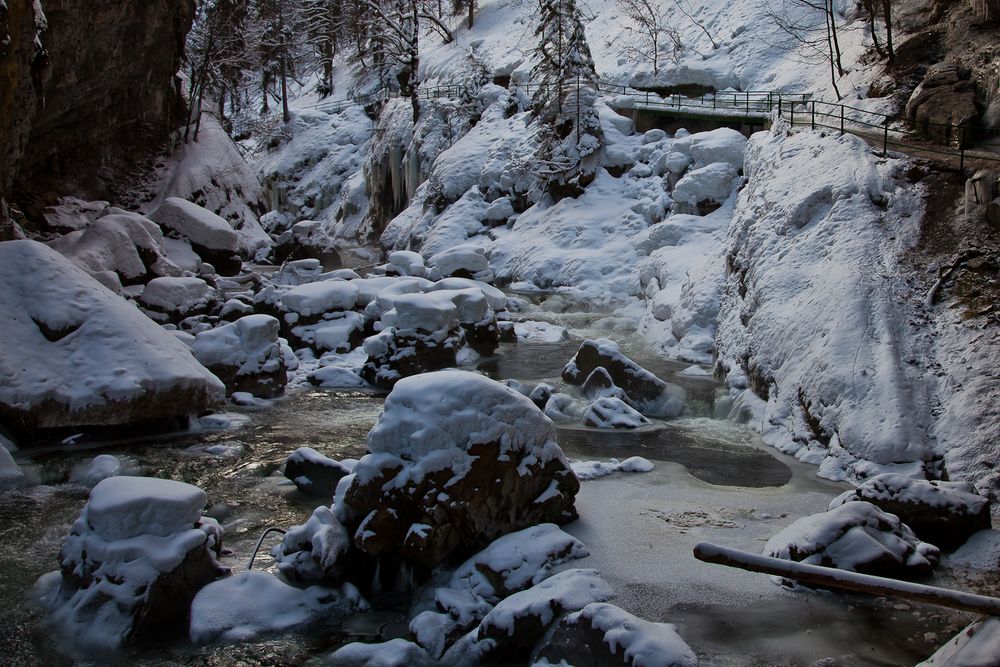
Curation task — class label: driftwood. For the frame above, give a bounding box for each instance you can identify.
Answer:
[693,542,1000,616]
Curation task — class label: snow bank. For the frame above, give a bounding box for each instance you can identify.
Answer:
[0,241,224,433]
[716,124,929,482]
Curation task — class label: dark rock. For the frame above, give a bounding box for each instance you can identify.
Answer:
[498,320,517,342]
[528,382,556,411]
[905,62,980,145]
[283,447,352,498]
[829,473,991,551]
[359,328,464,389]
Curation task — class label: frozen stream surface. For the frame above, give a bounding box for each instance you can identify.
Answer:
[0,301,992,665]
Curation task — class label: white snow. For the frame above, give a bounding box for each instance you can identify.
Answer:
[513,321,571,343]
[560,602,698,667]
[672,162,739,211]
[428,243,490,278]
[327,638,435,667]
[189,572,367,643]
[149,197,240,253]
[85,476,206,541]
[282,279,359,318]
[571,457,655,480]
[272,505,352,582]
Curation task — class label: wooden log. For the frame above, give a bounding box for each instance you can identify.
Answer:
[693,542,1000,617]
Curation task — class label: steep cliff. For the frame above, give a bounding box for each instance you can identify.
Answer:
[0,0,194,226]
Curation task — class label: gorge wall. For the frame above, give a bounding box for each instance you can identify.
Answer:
[0,0,195,227]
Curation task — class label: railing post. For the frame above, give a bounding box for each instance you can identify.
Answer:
[882,117,889,157]
[791,102,794,127]
[959,125,966,174]
[746,91,750,113]
[840,105,844,136]
[811,101,815,130]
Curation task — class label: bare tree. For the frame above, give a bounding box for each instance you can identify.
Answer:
[762,0,846,99]
[616,0,680,75]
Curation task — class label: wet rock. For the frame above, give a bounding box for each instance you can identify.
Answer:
[190,315,287,397]
[563,338,685,417]
[44,476,227,648]
[583,397,652,429]
[149,198,243,275]
[0,241,224,435]
[535,602,698,667]
[359,326,464,389]
[337,371,580,571]
[284,447,353,498]
[829,473,991,551]
[764,501,940,580]
[905,62,979,145]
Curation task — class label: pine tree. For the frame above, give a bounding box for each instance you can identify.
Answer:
[531,0,604,200]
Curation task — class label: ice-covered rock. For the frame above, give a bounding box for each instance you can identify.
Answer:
[139,276,219,324]
[534,602,699,667]
[529,383,557,411]
[763,501,940,580]
[829,474,991,551]
[544,393,588,424]
[563,339,685,418]
[149,197,242,275]
[47,212,182,285]
[337,371,579,570]
[44,476,227,648]
[0,241,224,434]
[191,315,287,397]
[583,397,652,429]
[283,447,354,498]
[0,445,25,491]
[190,571,367,643]
[271,506,353,583]
[513,321,571,343]
[477,569,614,658]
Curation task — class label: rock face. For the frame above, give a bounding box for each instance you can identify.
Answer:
[0,241,224,436]
[337,371,580,571]
[905,62,979,145]
[764,501,941,580]
[7,0,195,207]
[45,476,227,648]
[829,474,991,551]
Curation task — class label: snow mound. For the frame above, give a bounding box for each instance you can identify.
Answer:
[0,241,224,433]
[190,571,367,643]
[689,128,748,171]
[572,457,655,480]
[672,162,738,212]
[282,279,359,318]
[86,476,206,541]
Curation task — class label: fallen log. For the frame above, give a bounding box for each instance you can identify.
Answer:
[693,542,1000,617]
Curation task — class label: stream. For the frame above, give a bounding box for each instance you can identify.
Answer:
[0,296,986,666]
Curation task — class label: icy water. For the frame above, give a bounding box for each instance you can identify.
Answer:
[0,300,986,665]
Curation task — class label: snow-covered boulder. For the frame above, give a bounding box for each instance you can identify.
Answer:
[689,127,748,171]
[0,241,224,434]
[281,279,359,321]
[337,371,580,570]
[583,397,652,429]
[47,213,182,285]
[190,315,287,397]
[386,250,427,277]
[427,244,492,282]
[571,457,655,480]
[190,571,367,644]
[68,453,139,488]
[139,276,219,324]
[829,474,991,550]
[43,476,227,648]
[328,638,436,667]
[763,501,940,580]
[563,339,685,418]
[149,197,242,275]
[271,506,353,583]
[534,602,699,667]
[283,446,353,498]
[293,311,367,354]
[476,569,614,659]
[672,162,738,214]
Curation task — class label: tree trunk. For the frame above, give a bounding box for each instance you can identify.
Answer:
[280,56,290,124]
[827,0,845,77]
[824,5,842,99]
[881,0,894,65]
[867,1,883,56]
[468,0,474,28]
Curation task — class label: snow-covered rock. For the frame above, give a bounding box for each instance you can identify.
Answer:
[43,476,227,648]
[428,243,491,281]
[139,276,219,323]
[571,457,655,480]
[829,474,991,551]
[191,315,287,397]
[271,506,353,583]
[583,397,652,429]
[47,212,182,285]
[535,602,698,667]
[563,339,685,418]
[149,197,242,275]
[689,127,748,171]
[337,371,579,570]
[387,250,427,277]
[327,638,435,667]
[0,445,25,491]
[282,279,359,320]
[68,454,139,488]
[0,241,224,434]
[283,446,353,498]
[763,501,941,580]
[190,571,367,644]
[672,162,739,214]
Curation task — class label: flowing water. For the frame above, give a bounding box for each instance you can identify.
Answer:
[0,298,984,665]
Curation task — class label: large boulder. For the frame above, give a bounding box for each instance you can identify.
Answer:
[535,602,699,667]
[829,473,991,551]
[139,276,220,324]
[763,501,941,580]
[43,476,227,648]
[282,447,353,498]
[149,197,242,275]
[905,62,979,145]
[336,371,580,571]
[0,241,224,435]
[563,338,685,418]
[190,315,287,397]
